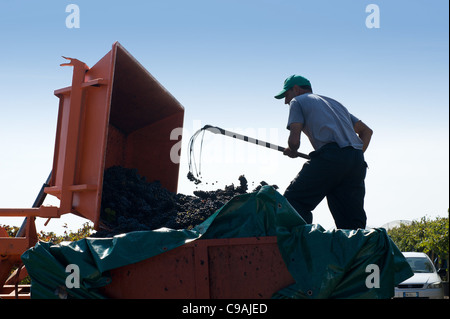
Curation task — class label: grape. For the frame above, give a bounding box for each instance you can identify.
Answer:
[92,166,278,237]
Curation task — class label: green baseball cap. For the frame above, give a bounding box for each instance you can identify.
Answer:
[274,75,311,99]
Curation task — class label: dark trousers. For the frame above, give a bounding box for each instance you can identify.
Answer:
[283,143,368,230]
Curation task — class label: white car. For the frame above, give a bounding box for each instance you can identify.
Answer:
[395,252,446,299]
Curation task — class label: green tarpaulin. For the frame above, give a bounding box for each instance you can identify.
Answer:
[21,186,413,299]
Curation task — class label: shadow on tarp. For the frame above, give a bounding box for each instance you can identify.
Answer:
[21,186,413,299]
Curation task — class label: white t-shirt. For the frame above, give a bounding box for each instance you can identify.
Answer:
[287,93,364,151]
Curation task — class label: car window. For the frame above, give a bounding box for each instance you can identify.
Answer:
[406,257,435,273]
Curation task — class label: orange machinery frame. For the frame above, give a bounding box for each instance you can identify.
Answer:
[0,42,185,295]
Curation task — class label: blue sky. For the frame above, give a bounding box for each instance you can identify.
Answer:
[0,0,448,233]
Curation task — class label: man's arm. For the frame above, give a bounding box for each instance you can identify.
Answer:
[284,122,303,158]
[354,120,373,152]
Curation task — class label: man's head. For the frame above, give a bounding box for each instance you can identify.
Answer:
[274,75,312,104]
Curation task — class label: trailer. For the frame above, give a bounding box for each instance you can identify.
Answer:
[1,43,413,299]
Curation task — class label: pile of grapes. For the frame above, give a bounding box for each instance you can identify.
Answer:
[93,166,277,237]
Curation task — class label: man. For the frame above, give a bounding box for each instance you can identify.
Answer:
[275,75,373,230]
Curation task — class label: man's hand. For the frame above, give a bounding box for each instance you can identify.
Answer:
[283,147,300,158]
